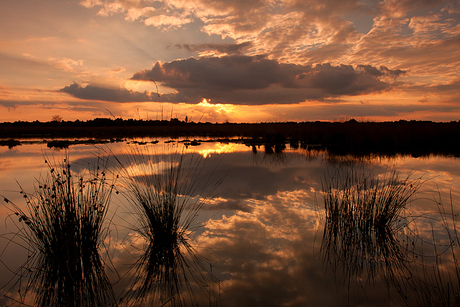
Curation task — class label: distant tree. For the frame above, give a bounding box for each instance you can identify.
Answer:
[51,115,63,122]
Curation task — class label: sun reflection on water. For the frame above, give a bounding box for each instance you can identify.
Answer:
[1,141,460,306]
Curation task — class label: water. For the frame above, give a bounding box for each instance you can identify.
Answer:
[1,138,459,306]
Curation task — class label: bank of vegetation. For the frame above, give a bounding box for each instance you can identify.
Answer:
[2,118,460,156]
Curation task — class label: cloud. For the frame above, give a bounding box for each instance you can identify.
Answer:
[0,85,10,98]
[357,64,405,78]
[372,35,460,74]
[203,197,251,212]
[106,68,126,74]
[144,13,193,29]
[81,0,193,29]
[378,0,447,19]
[78,0,369,63]
[351,1,460,74]
[79,0,460,76]
[51,58,85,72]
[59,82,154,102]
[406,79,460,97]
[79,0,102,9]
[195,188,399,306]
[175,42,253,56]
[131,55,404,105]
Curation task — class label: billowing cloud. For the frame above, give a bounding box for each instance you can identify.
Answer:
[2,0,460,122]
[131,55,404,105]
[79,0,460,87]
[60,82,154,102]
[78,0,368,63]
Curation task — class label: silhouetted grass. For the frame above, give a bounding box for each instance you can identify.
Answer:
[320,166,460,306]
[1,157,116,306]
[113,145,220,306]
[320,167,424,285]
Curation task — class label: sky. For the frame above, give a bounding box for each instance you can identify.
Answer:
[1,0,460,123]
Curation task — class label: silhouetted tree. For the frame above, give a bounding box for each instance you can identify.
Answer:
[51,115,63,122]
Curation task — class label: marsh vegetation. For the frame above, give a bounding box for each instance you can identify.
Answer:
[320,166,460,306]
[320,167,422,282]
[1,145,220,306]
[1,157,116,306]
[112,146,220,306]
[3,119,460,157]
[1,141,460,306]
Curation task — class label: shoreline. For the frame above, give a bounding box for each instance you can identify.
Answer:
[1,119,460,156]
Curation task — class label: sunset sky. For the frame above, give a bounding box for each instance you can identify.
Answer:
[1,0,460,123]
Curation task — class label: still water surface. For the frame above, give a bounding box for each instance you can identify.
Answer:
[0,138,459,306]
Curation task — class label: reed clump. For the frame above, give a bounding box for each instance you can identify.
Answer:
[2,158,116,307]
[114,145,219,306]
[320,167,424,284]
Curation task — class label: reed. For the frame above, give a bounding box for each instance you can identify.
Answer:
[320,166,424,284]
[113,145,220,306]
[2,157,116,307]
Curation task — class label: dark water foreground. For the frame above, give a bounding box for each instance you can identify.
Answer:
[0,141,459,306]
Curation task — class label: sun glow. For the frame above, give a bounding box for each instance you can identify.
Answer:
[198,98,235,114]
[196,143,248,158]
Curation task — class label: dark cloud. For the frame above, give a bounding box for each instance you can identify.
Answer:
[357,65,406,78]
[175,42,253,55]
[59,82,154,102]
[204,198,251,212]
[131,56,404,105]
[0,99,60,108]
[0,100,19,108]
[432,79,460,92]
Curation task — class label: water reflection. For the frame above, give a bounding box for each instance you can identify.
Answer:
[1,140,460,306]
[319,167,421,290]
[319,164,460,306]
[113,146,218,306]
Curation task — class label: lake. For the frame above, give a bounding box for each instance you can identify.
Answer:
[1,138,459,306]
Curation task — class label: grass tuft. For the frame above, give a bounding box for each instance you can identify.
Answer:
[2,156,116,307]
[320,166,424,285]
[112,145,220,306]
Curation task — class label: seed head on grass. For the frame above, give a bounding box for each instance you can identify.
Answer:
[2,156,117,307]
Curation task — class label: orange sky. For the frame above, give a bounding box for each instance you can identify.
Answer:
[1,0,460,123]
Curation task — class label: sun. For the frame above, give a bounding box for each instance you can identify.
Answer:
[197,98,235,115]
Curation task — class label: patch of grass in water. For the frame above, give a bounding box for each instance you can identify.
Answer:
[320,166,424,285]
[113,145,220,306]
[2,157,117,307]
